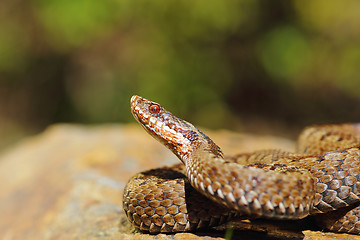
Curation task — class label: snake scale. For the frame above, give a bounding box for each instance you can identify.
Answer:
[123,95,360,235]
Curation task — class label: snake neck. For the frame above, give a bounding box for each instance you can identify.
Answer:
[130,95,223,164]
[130,95,316,219]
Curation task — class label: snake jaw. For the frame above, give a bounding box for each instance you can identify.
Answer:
[131,95,211,163]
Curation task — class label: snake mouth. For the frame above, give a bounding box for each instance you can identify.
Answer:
[130,95,148,124]
[130,95,201,162]
[130,95,138,102]
[130,95,140,115]
[130,95,141,109]
[130,95,150,131]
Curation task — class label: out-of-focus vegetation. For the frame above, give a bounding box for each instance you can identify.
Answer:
[1,0,360,150]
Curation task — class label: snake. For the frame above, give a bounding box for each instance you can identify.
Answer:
[123,95,360,235]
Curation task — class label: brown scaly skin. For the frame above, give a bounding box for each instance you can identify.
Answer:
[123,95,360,234]
[123,164,237,233]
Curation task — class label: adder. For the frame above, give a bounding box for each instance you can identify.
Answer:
[123,95,360,234]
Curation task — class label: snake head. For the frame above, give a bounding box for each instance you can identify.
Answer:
[130,95,222,164]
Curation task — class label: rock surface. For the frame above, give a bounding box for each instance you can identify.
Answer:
[0,124,359,240]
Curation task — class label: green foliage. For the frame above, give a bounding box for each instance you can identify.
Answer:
[338,46,360,97]
[1,0,360,149]
[0,23,27,72]
[34,0,121,49]
[258,25,311,81]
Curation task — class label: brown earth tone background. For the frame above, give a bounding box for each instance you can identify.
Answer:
[1,124,360,240]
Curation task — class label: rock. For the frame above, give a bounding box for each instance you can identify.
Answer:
[0,124,359,240]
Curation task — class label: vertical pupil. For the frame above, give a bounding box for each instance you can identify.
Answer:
[150,104,159,114]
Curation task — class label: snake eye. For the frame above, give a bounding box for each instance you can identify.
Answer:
[149,104,160,114]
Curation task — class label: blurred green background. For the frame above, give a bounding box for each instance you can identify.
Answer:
[1,0,360,151]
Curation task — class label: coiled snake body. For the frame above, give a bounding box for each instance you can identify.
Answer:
[123,95,360,234]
